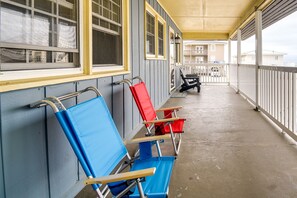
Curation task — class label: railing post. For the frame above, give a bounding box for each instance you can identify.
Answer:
[255,10,262,111]
[237,29,241,94]
[228,39,231,86]
[293,73,296,133]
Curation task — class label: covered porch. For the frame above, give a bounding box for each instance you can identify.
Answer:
[1,0,297,197]
[169,86,297,197]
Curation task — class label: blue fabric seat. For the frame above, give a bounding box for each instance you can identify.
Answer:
[130,157,175,198]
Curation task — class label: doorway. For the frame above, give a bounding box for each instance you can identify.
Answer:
[169,27,176,92]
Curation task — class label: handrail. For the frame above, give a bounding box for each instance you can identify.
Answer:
[113,76,144,86]
[29,86,102,112]
[259,65,297,73]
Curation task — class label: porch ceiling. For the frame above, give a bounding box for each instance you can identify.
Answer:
[157,0,273,40]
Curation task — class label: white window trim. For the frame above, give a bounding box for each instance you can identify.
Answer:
[0,0,83,82]
[0,68,82,81]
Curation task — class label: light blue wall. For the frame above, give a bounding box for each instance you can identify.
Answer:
[0,0,182,197]
[1,88,49,198]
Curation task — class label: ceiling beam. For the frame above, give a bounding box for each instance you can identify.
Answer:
[183,32,229,40]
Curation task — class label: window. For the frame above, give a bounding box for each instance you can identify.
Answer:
[0,0,79,71]
[145,2,166,59]
[0,0,130,83]
[196,46,204,54]
[92,0,123,67]
[146,12,155,55]
[158,22,164,56]
[195,57,204,63]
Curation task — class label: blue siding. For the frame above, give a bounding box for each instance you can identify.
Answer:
[98,77,113,113]
[0,94,5,198]
[1,88,49,198]
[0,0,182,197]
[112,76,124,137]
[46,83,81,198]
[123,74,133,139]
[132,0,141,129]
[77,80,98,102]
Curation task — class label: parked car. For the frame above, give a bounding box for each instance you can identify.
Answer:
[210,66,220,77]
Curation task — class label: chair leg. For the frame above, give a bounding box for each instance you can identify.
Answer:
[176,133,182,154]
[168,123,179,155]
[115,181,138,198]
[95,188,104,198]
[136,179,146,198]
[155,140,163,157]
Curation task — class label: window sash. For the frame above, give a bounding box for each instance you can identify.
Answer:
[0,0,79,71]
[158,21,164,56]
[92,0,123,67]
[146,11,155,55]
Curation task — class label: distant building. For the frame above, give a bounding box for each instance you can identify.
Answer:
[235,50,286,66]
[183,41,226,64]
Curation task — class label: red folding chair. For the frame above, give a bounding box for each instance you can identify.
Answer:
[116,77,185,155]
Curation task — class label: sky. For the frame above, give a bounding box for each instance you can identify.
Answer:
[230,11,297,65]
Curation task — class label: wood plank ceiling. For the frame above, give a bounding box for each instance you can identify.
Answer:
[157,0,273,40]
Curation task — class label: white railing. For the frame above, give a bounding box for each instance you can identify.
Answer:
[229,64,238,89]
[182,63,229,84]
[182,63,297,139]
[231,64,297,141]
[259,66,297,135]
[239,64,256,103]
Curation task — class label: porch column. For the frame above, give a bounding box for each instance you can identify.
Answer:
[228,39,231,86]
[237,29,241,93]
[255,10,263,111]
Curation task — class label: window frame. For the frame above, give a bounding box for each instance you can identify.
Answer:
[145,2,166,60]
[0,0,80,71]
[85,0,130,74]
[91,0,124,69]
[0,0,130,85]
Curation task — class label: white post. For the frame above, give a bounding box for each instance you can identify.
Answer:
[228,39,231,86]
[293,73,296,133]
[255,10,263,111]
[237,30,241,93]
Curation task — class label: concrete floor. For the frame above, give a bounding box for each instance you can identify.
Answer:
[77,86,297,198]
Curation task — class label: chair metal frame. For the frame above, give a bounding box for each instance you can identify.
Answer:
[30,86,174,198]
[115,77,184,155]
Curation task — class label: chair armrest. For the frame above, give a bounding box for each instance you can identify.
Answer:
[125,134,171,145]
[156,106,183,112]
[184,77,199,81]
[143,117,181,124]
[85,168,156,185]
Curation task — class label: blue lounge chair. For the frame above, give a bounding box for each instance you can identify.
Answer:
[30,87,175,198]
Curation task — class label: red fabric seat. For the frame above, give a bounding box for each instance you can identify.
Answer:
[130,82,185,135]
